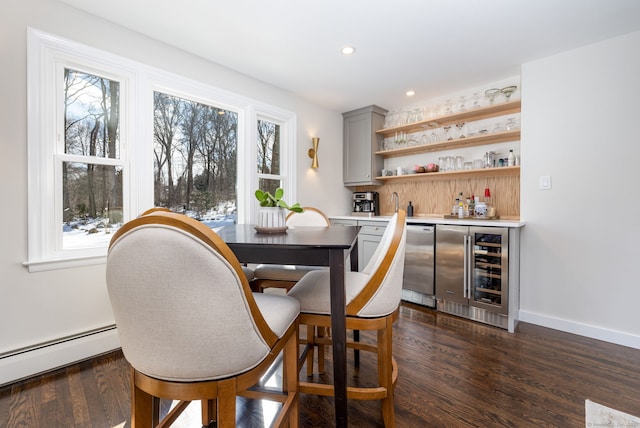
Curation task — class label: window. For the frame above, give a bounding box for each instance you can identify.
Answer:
[62,69,124,250]
[153,91,238,224]
[257,118,282,193]
[27,29,296,271]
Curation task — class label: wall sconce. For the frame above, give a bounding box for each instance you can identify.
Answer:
[308,137,319,168]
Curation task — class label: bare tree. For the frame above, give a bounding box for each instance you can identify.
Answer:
[153,92,182,208]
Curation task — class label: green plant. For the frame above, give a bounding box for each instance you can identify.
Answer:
[254,188,303,213]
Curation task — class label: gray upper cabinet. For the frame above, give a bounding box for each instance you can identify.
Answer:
[342,105,387,186]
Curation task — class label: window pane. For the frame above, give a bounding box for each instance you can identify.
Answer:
[153,92,237,225]
[64,69,120,159]
[257,120,280,175]
[62,162,123,249]
[258,178,281,196]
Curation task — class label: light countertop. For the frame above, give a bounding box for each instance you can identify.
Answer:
[329,214,525,228]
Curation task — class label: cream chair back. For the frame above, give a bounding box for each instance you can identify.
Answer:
[347,210,407,318]
[106,213,274,382]
[285,207,330,227]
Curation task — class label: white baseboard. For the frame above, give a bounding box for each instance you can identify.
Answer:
[0,328,121,387]
[519,310,640,350]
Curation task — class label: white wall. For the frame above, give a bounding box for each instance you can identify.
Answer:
[519,30,640,348]
[0,0,350,385]
[4,0,640,387]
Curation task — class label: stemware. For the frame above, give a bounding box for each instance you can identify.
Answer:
[457,96,467,112]
[501,85,517,102]
[472,93,481,109]
[443,125,453,141]
[444,99,453,115]
[484,88,500,105]
[456,122,466,139]
[505,117,519,131]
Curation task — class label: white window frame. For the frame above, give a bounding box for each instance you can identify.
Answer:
[250,106,297,223]
[25,28,296,272]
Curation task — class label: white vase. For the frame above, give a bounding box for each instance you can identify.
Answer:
[258,207,286,228]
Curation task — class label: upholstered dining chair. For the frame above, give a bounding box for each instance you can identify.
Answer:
[139,207,257,284]
[253,207,331,293]
[106,211,300,428]
[287,209,407,427]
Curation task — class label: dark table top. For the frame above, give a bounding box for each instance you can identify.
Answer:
[217,224,360,266]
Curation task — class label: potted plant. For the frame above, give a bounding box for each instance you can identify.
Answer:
[255,188,303,230]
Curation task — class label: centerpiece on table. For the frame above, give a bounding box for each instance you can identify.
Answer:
[254,187,303,233]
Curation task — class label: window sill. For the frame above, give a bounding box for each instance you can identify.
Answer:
[23,255,107,272]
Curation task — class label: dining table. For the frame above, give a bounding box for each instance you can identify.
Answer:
[217,223,360,427]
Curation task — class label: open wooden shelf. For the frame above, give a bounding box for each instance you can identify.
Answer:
[376,100,521,137]
[375,130,520,158]
[375,166,520,182]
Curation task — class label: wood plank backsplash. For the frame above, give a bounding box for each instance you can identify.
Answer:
[354,175,520,218]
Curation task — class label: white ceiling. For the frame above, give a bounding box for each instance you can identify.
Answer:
[59,0,640,113]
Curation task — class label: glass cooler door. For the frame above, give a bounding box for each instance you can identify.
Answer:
[470,227,509,315]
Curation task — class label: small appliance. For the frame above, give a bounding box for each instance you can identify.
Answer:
[352,192,379,217]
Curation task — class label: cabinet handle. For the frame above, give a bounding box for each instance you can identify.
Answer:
[466,235,473,299]
[463,235,468,298]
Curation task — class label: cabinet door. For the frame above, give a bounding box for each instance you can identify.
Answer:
[358,233,382,272]
[342,106,386,186]
[357,221,387,271]
[470,227,509,314]
[434,225,468,305]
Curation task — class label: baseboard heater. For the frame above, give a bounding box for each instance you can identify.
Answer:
[0,325,120,387]
[0,324,117,360]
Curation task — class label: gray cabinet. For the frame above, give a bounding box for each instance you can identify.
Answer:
[356,220,388,271]
[330,218,388,271]
[342,105,387,186]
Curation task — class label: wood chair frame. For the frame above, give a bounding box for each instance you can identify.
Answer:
[109,211,299,428]
[296,209,406,428]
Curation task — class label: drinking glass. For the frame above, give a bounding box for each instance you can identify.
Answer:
[485,88,500,105]
[501,85,517,102]
[457,96,467,112]
[472,92,481,109]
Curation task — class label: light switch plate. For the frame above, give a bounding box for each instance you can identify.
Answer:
[539,175,551,190]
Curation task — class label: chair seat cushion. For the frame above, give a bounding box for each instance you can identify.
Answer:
[242,266,256,282]
[253,293,300,338]
[254,264,327,282]
[287,270,368,315]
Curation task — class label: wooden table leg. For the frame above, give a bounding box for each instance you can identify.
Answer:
[329,248,348,427]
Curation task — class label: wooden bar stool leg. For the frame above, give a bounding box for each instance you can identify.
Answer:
[202,399,216,427]
[306,325,316,376]
[379,318,395,428]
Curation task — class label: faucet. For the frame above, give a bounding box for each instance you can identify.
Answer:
[391,192,399,213]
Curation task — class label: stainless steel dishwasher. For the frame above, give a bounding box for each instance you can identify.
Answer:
[402,223,435,308]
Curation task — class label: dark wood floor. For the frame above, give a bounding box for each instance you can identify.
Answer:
[1,303,639,427]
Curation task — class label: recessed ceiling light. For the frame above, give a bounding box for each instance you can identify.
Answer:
[341,46,356,55]
[406,90,416,96]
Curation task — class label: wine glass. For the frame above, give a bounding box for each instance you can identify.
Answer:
[444,99,453,115]
[443,125,453,141]
[485,88,500,105]
[472,93,481,109]
[456,122,466,139]
[457,96,467,112]
[501,85,517,102]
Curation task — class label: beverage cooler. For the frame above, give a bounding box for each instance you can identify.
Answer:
[435,225,509,328]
